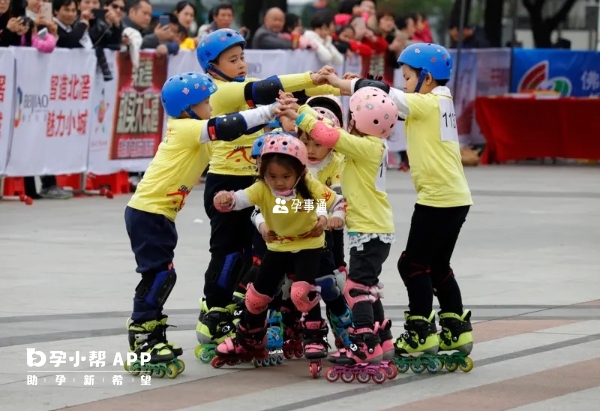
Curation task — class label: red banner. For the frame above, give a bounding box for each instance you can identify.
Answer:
[110,52,167,160]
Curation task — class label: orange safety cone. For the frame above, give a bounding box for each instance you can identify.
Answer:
[1,177,33,205]
[92,171,131,197]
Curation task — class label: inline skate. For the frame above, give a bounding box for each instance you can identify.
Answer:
[255,309,285,367]
[376,319,398,380]
[325,328,387,384]
[210,323,269,368]
[393,311,443,374]
[326,306,352,349]
[195,299,236,363]
[124,315,184,379]
[302,319,329,378]
[281,305,304,359]
[436,310,474,372]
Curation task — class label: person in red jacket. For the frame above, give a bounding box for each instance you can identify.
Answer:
[347,15,387,78]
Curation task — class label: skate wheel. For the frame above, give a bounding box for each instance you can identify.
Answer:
[356,373,370,383]
[165,363,179,379]
[445,361,458,372]
[341,372,355,383]
[309,362,320,379]
[325,367,339,382]
[410,362,425,374]
[294,348,304,359]
[284,349,294,360]
[210,356,226,369]
[427,358,443,374]
[269,357,278,366]
[459,357,474,373]
[262,358,270,367]
[176,359,185,373]
[395,361,409,374]
[252,359,261,368]
[385,364,398,380]
[199,348,214,364]
[225,359,238,366]
[276,355,285,364]
[128,362,141,376]
[372,370,386,384]
[153,368,166,378]
[194,345,202,359]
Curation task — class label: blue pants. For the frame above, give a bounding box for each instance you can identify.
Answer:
[125,207,178,323]
[125,207,178,274]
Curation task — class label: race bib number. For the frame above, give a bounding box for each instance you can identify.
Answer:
[439,98,459,143]
[375,148,388,192]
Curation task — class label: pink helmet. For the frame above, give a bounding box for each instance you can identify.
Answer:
[307,95,343,126]
[261,132,308,167]
[312,107,341,128]
[349,86,398,139]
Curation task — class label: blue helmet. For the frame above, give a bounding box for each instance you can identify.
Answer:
[267,118,281,128]
[196,29,247,82]
[251,136,266,159]
[161,72,217,119]
[398,43,452,92]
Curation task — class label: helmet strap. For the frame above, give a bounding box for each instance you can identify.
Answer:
[207,64,246,82]
[184,107,201,120]
[415,69,429,93]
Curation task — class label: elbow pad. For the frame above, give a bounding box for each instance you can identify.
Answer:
[244,76,284,107]
[354,79,390,94]
[207,113,249,142]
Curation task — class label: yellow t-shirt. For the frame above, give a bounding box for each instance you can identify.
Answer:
[306,151,344,192]
[243,177,338,252]
[128,118,210,221]
[404,90,473,207]
[298,108,394,234]
[208,74,340,176]
[180,37,196,50]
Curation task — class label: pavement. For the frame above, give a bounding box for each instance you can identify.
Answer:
[0,164,599,411]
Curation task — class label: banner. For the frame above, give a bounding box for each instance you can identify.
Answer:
[5,48,95,177]
[245,50,289,78]
[511,49,600,97]
[0,48,15,175]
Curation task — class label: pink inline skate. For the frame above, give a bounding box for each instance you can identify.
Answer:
[210,323,269,369]
[376,319,398,379]
[325,328,387,384]
[302,319,330,378]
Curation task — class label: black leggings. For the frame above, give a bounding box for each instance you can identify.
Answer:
[203,173,255,308]
[245,248,322,329]
[399,204,470,317]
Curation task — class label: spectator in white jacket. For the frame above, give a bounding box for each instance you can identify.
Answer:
[302,11,344,65]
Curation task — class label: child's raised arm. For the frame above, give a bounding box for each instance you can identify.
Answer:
[201,104,279,143]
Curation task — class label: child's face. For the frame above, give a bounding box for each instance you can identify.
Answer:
[299,134,330,164]
[190,99,212,119]
[339,27,354,41]
[360,0,376,16]
[265,161,298,192]
[401,65,435,94]
[212,45,247,81]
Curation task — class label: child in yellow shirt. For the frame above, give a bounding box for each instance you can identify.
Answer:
[209,133,346,375]
[278,85,398,382]
[123,72,279,378]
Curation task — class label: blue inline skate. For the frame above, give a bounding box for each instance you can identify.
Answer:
[326,306,352,349]
[256,309,285,366]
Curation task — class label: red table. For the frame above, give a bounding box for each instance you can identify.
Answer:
[475,96,600,164]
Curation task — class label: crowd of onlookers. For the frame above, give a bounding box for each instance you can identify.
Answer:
[0,0,438,198]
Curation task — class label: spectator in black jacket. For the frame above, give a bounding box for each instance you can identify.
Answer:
[0,0,31,47]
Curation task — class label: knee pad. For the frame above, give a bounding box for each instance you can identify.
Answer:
[207,252,246,292]
[281,275,293,300]
[245,283,273,315]
[397,251,428,285]
[136,268,177,309]
[315,274,341,302]
[290,281,321,313]
[343,279,383,310]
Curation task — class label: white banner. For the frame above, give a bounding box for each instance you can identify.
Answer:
[246,50,290,78]
[0,48,15,175]
[5,48,96,176]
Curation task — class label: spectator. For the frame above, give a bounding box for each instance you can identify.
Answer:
[25,0,58,52]
[360,0,376,18]
[172,0,195,32]
[334,0,361,26]
[412,12,433,43]
[349,15,387,78]
[252,7,295,50]
[303,10,343,65]
[280,13,314,50]
[1,2,30,47]
[377,10,403,85]
[197,3,236,41]
[75,0,123,80]
[169,14,194,49]
[449,21,489,48]
[396,14,415,40]
[122,0,173,56]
